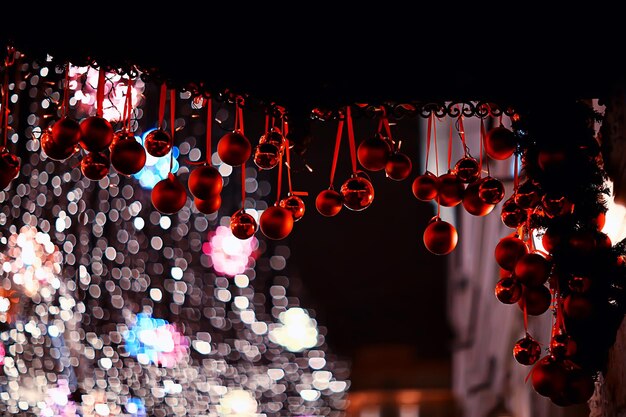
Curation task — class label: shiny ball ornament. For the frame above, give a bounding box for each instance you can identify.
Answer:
[569,276,592,293]
[357,134,391,171]
[462,181,495,216]
[151,174,187,215]
[194,195,221,214]
[279,195,306,222]
[385,152,412,180]
[541,193,571,218]
[42,117,80,161]
[259,129,286,153]
[144,129,173,157]
[531,356,568,397]
[80,152,109,181]
[79,116,114,152]
[514,253,550,287]
[569,229,597,254]
[0,148,20,190]
[423,217,458,255]
[485,126,516,160]
[550,332,577,359]
[453,156,481,183]
[230,210,258,240]
[518,285,551,316]
[501,197,527,228]
[538,148,567,172]
[495,277,523,304]
[41,130,77,161]
[542,224,569,253]
[478,176,505,204]
[564,369,595,404]
[253,142,281,170]
[340,174,374,211]
[315,189,343,217]
[110,131,146,176]
[514,181,542,209]
[188,165,223,199]
[412,171,438,201]
[513,335,542,365]
[597,232,612,249]
[495,236,528,271]
[437,173,465,207]
[260,205,294,240]
[217,130,252,166]
[592,212,606,230]
[563,294,593,320]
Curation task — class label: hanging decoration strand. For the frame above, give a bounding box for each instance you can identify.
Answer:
[1,64,9,148]
[329,119,345,188]
[206,98,212,165]
[424,115,431,172]
[432,114,439,177]
[95,68,106,118]
[480,117,490,176]
[346,106,357,174]
[169,89,176,173]
[276,151,283,205]
[284,121,293,194]
[447,120,453,170]
[157,83,167,130]
[123,79,133,132]
[514,153,520,191]
[241,162,247,209]
[61,64,71,117]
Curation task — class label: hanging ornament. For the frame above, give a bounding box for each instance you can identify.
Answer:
[341,173,375,211]
[597,231,612,249]
[423,216,458,255]
[538,147,567,172]
[562,369,595,404]
[412,172,438,201]
[0,56,19,190]
[550,331,577,359]
[518,285,551,315]
[145,84,174,157]
[437,173,464,207]
[454,156,480,183]
[357,133,391,172]
[151,173,187,214]
[43,68,81,161]
[254,124,284,170]
[278,131,307,222]
[217,100,251,166]
[568,229,597,255]
[316,189,343,217]
[260,206,294,240]
[385,151,412,181]
[462,180,495,216]
[531,356,568,398]
[194,195,221,214]
[0,148,20,190]
[563,294,593,320]
[485,125,516,160]
[495,236,528,271]
[478,176,505,204]
[110,81,146,176]
[259,128,286,152]
[514,253,550,287]
[591,212,606,231]
[80,152,109,181]
[514,180,542,209]
[230,209,257,239]
[569,275,592,293]
[494,276,523,304]
[79,69,113,152]
[501,197,527,228]
[542,222,569,253]
[513,334,541,365]
[541,192,572,218]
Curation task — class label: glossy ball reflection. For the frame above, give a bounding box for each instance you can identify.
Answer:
[437,173,464,207]
[495,276,523,304]
[79,116,114,152]
[495,236,528,271]
[454,156,481,183]
[188,165,223,200]
[110,131,147,176]
[501,197,527,229]
[144,129,173,157]
[194,195,222,214]
[260,206,294,240]
[485,126,516,160]
[513,334,542,365]
[340,174,374,211]
[385,152,412,181]
[478,176,505,204]
[230,210,258,240]
[151,174,187,214]
[0,148,20,190]
[357,134,391,171]
[217,131,251,167]
[279,195,306,222]
[80,152,109,181]
[42,117,80,161]
[423,217,458,255]
[462,180,495,216]
[315,189,343,217]
[253,143,281,170]
[412,171,438,201]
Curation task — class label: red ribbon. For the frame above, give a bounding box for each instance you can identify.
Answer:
[346,106,357,174]
[264,113,270,133]
[234,101,245,134]
[241,162,247,208]
[480,118,489,176]
[522,296,529,334]
[284,121,293,194]
[123,79,133,132]
[61,65,70,118]
[447,120,453,171]
[377,110,393,140]
[1,64,9,148]
[514,153,519,191]
[276,150,283,204]
[169,89,176,173]
[457,112,468,155]
[158,83,167,130]
[329,118,345,188]
[206,98,212,165]
[96,68,106,118]
[432,114,439,176]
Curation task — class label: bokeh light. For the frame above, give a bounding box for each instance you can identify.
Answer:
[124,313,189,368]
[269,308,319,352]
[204,226,258,276]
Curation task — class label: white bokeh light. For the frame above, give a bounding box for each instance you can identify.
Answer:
[269,308,319,352]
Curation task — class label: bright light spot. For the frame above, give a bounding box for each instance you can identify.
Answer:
[134,217,145,230]
[150,288,162,302]
[308,357,326,370]
[234,274,249,288]
[192,340,212,355]
[99,357,112,370]
[267,369,284,380]
[219,164,233,177]
[604,186,626,243]
[300,389,320,401]
[269,308,318,352]
[329,381,348,393]
[217,289,231,302]
[48,325,60,338]
[0,297,10,313]
[159,216,171,230]
[124,313,188,368]
[219,389,258,417]
[171,267,183,280]
[234,296,249,310]
[251,322,268,335]
[94,402,110,416]
[205,226,258,276]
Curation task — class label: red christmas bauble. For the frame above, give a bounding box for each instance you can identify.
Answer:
[538,148,567,172]
[513,334,542,365]
[41,131,77,161]
[315,189,343,217]
[385,152,412,181]
[495,236,528,271]
[188,165,223,200]
[515,253,550,287]
[80,152,109,181]
[144,129,173,157]
[423,217,458,255]
[260,205,294,240]
[42,117,80,161]
[340,174,374,211]
[592,212,606,231]
[217,131,251,167]
[569,230,597,254]
[253,143,281,170]
[151,174,187,214]
[514,181,542,209]
[542,224,569,253]
[569,276,592,293]
[259,129,286,153]
[454,156,481,183]
[412,171,438,201]
[563,294,593,320]
[478,176,505,204]
[437,173,465,207]
[0,148,20,190]
[501,197,527,229]
[462,180,495,216]
[518,285,551,316]
[541,193,572,218]
[485,126,516,160]
[596,231,612,249]
[230,210,257,240]
[564,369,595,404]
[550,332,577,359]
[279,195,306,222]
[531,356,568,397]
[495,276,523,304]
[79,116,114,152]
[357,134,391,171]
[194,194,221,214]
[110,131,146,176]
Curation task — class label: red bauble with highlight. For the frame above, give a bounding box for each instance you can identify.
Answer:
[513,335,541,365]
[80,152,109,181]
[43,117,80,161]
[279,195,306,222]
[485,126,516,160]
[423,217,458,255]
[110,131,146,176]
[495,236,528,271]
[531,356,568,398]
[253,143,281,170]
[385,152,412,180]
[569,230,597,255]
[144,129,173,157]
[518,285,551,316]
[437,173,464,207]
[151,174,187,215]
[217,131,251,166]
[564,369,595,404]
[340,174,374,211]
[495,277,523,304]
[454,156,481,183]
[315,189,343,217]
[478,176,505,204]
[260,205,294,240]
[412,171,438,201]
[538,148,567,172]
[79,116,114,152]
[514,180,542,209]
[0,149,21,190]
[550,332,577,359]
[564,294,593,321]
[462,181,495,216]
[514,253,550,287]
[194,195,221,214]
[357,134,391,171]
[188,165,223,200]
[230,210,257,240]
[501,197,527,229]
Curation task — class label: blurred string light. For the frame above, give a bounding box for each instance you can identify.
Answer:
[218,389,258,417]
[40,380,78,417]
[204,226,258,276]
[269,308,319,352]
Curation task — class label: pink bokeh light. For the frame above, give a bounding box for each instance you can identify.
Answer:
[203,226,258,276]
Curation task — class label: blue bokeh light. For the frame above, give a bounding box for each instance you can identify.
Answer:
[133,129,180,189]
